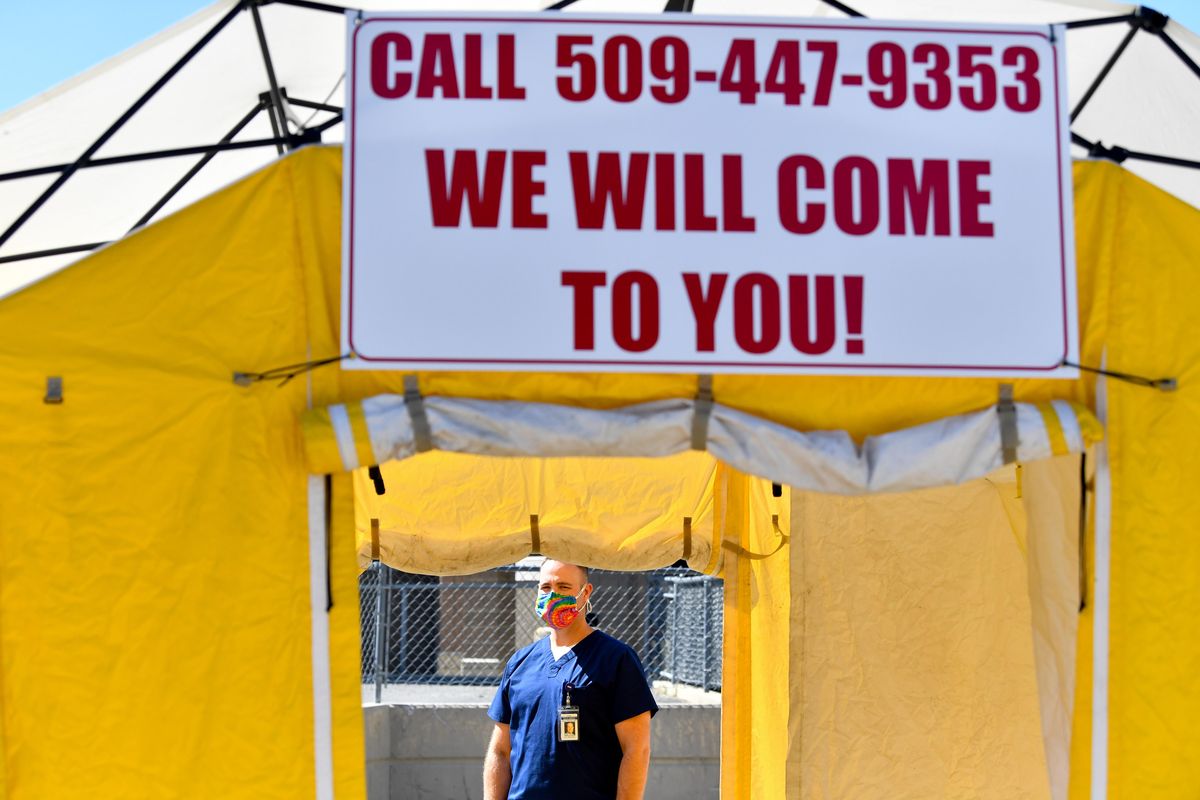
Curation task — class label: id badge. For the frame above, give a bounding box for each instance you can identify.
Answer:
[557,706,580,742]
[558,682,580,742]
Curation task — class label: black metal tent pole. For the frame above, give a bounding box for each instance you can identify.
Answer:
[0,101,343,262]
[0,243,111,266]
[309,112,344,135]
[0,1,247,251]
[251,0,291,155]
[1065,14,1138,30]
[0,138,292,183]
[1073,131,1200,170]
[289,97,342,115]
[262,92,287,156]
[1065,6,1200,170]
[1159,27,1200,81]
[130,101,270,232]
[1071,25,1139,122]
[819,0,866,18]
[266,0,348,14]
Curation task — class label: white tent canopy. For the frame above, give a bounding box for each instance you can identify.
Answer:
[1,0,1199,297]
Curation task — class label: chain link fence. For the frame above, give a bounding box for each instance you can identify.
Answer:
[359,562,722,702]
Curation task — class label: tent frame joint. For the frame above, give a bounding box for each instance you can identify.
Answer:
[1132,6,1169,33]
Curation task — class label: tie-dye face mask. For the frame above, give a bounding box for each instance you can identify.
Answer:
[535,591,582,629]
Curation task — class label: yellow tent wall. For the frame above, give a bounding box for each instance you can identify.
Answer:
[1,145,1197,798]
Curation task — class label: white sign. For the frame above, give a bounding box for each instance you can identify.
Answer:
[343,13,1077,375]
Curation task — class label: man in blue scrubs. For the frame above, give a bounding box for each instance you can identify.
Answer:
[483,559,658,800]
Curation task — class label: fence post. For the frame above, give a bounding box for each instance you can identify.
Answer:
[373,563,385,703]
[670,578,679,689]
[641,578,650,666]
[398,584,409,682]
[701,578,711,692]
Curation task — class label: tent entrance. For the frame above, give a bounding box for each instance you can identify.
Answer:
[721,456,1087,800]
[340,429,1088,798]
[350,450,725,796]
[355,558,724,798]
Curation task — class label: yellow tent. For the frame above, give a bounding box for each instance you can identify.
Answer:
[1,145,1197,799]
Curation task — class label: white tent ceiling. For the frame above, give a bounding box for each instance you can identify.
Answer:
[1,0,1198,297]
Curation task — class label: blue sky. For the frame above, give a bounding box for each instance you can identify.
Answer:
[2,1,1199,111]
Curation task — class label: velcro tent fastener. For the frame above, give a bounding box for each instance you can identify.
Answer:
[530,514,541,555]
[682,517,693,560]
[367,464,386,495]
[44,376,63,404]
[997,383,1020,465]
[721,514,789,560]
[370,518,380,563]
[691,374,714,451]
[403,374,434,453]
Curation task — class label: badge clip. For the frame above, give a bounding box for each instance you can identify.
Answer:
[558,682,580,742]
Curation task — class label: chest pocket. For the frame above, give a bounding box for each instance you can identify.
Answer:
[565,680,605,715]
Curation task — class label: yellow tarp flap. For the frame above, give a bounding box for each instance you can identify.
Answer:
[353,451,718,574]
[0,152,341,797]
[1080,163,1200,799]
[787,469,1059,799]
[719,466,790,799]
[727,456,1080,800]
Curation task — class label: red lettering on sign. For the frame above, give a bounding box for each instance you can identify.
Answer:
[778,156,991,237]
[463,35,492,99]
[958,160,994,237]
[722,155,755,232]
[684,154,717,232]
[887,159,950,236]
[788,275,836,355]
[511,151,548,229]
[833,157,880,236]
[843,275,865,355]
[561,271,607,350]
[425,149,506,228]
[654,154,675,231]
[733,273,781,354]
[497,35,526,99]
[778,156,826,234]
[370,33,412,99]
[683,273,729,351]
[612,271,660,351]
[568,152,753,233]
[416,34,459,99]
[570,152,649,230]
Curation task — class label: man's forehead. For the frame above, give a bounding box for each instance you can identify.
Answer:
[539,560,586,584]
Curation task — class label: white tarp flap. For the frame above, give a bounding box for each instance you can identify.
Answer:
[1021,455,1087,800]
[312,392,1099,494]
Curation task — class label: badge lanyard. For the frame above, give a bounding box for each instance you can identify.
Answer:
[558,682,580,742]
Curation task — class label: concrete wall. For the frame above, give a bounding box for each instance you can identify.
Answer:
[365,704,719,799]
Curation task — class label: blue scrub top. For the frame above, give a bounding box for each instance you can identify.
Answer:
[488,630,659,799]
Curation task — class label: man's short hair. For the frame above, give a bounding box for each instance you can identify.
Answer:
[542,558,590,586]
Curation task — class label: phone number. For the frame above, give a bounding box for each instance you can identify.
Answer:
[555,35,1042,112]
